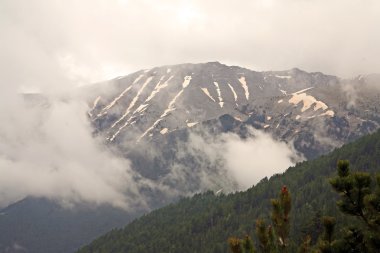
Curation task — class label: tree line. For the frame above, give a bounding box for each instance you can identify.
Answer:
[229,160,380,253]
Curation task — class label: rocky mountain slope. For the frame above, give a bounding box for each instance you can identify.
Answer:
[88,62,380,159]
[1,62,379,253]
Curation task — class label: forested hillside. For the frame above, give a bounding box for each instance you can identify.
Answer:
[78,130,380,253]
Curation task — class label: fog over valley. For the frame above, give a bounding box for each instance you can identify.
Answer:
[0,1,379,253]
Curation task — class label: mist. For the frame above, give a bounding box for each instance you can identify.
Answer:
[223,129,299,189]
[0,94,145,209]
[0,0,377,209]
[0,79,300,209]
[155,127,301,194]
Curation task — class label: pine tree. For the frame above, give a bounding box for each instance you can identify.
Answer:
[228,234,258,253]
[329,160,380,252]
[228,160,380,253]
[329,160,371,223]
[242,235,256,253]
[364,174,380,249]
[315,216,336,253]
[228,237,243,253]
[229,186,291,253]
[300,210,322,245]
[270,186,291,252]
[255,219,273,253]
[297,235,311,253]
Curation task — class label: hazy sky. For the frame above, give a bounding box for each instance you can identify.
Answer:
[1,0,380,92]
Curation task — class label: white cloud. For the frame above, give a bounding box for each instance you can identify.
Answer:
[1,0,379,94]
[223,129,297,189]
[168,128,301,191]
[0,96,144,209]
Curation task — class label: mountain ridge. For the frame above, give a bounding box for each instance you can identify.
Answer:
[1,62,380,253]
[88,61,379,160]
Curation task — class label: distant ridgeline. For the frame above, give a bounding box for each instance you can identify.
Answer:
[77,129,380,253]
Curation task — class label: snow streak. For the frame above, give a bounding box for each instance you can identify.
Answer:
[111,76,153,129]
[214,82,224,108]
[238,76,249,100]
[228,83,238,102]
[138,76,192,142]
[201,88,216,102]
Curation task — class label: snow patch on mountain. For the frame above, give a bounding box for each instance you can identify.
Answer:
[289,88,329,112]
[228,83,238,103]
[96,73,144,118]
[182,76,192,88]
[98,87,132,117]
[320,110,335,117]
[294,87,314,94]
[238,76,249,100]
[276,75,292,79]
[88,96,101,116]
[138,76,192,141]
[133,104,149,114]
[201,87,216,102]
[109,77,154,141]
[160,128,169,134]
[146,76,173,102]
[213,82,224,108]
[111,76,153,129]
[187,122,198,127]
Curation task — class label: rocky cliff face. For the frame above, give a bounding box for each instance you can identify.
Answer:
[88,61,380,160]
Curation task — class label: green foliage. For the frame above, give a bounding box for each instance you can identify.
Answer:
[330,160,372,221]
[255,219,272,253]
[297,235,311,253]
[315,216,336,253]
[228,237,243,253]
[230,187,291,253]
[228,236,258,253]
[229,160,380,253]
[242,235,256,253]
[229,158,380,253]
[328,161,380,253]
[77,130,380,253]
[271,186,291,250]
[228,236,256,253]
[300,211,322,245]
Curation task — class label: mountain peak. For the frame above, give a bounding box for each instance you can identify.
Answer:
[87,61,379,159]
[205,61,223,65]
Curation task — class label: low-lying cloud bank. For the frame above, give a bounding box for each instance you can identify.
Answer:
[0,94,300,209]
[0,96,145,209]
[222,129,298,189]
[148,126,302,196]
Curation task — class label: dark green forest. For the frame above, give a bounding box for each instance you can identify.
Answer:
[228,160,380,252]
[77,129,380,253]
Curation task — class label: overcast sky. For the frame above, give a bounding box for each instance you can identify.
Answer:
[1,0,380,92]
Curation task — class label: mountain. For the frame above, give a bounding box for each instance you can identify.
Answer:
[88,61,380,159]
[0,198,141,253]
[1,62,379,253]
[84,61,380,202]
[77,128,380,253]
